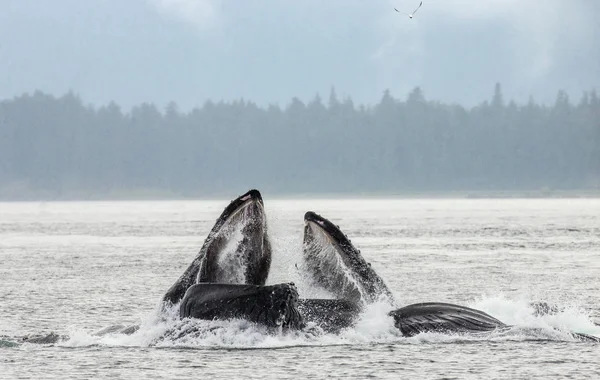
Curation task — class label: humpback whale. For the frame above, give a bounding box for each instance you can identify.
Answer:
[302,211,395,305]
[298,211,600,342]
[71,189,277,339]
[162,189,272,308]
[11,190,295,345]
[292,211,394,333]
[164,189,304,330]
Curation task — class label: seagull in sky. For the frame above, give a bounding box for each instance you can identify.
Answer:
[394,1,423,19]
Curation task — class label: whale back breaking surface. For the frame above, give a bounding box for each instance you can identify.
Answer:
[301,211,395,305]
[389,302,507,337]
[389,302,600,342]
[162,189,272,307]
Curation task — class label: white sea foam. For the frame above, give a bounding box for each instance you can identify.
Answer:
[53,293,599,350]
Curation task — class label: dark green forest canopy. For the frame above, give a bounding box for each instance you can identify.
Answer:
[0,85,599,199]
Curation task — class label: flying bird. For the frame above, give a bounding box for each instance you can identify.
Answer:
[394,1,423,19]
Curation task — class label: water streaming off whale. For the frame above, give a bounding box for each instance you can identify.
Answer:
[301,221,364,303]
[212,215,253,284]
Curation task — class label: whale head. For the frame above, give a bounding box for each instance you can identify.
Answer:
[302,211,394,305]
[197,189,272,285]
[162,189,272,307]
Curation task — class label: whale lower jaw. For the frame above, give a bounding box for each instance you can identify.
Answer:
[180,283,304,330]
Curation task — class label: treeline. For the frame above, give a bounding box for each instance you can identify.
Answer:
[0,84,598,199]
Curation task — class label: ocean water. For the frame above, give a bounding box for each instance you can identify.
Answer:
[1,198,599,379]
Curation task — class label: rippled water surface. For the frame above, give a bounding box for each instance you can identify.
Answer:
[1,198,599,379]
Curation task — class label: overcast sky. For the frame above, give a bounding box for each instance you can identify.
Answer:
[0,0,598,110]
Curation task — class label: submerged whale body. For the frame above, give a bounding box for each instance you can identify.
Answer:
[10,324,140,345]
[297,298,362,333]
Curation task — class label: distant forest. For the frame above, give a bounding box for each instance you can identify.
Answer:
[0,84,599,199]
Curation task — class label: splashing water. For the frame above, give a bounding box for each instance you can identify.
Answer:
[213,219,249,284]
[37,289,597,351]
[24,206,597,350]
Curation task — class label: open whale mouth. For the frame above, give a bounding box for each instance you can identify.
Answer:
[208,189,265,237]
[302,211,395,305]
[211,191,265,244]
[221,189,264,222]
[199,189,271,285]
[161,189,272,308]
[302,212,363,303]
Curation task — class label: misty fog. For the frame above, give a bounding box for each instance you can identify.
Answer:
[0,0,598,199]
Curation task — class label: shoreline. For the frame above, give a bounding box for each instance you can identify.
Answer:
[1,189,599,202]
